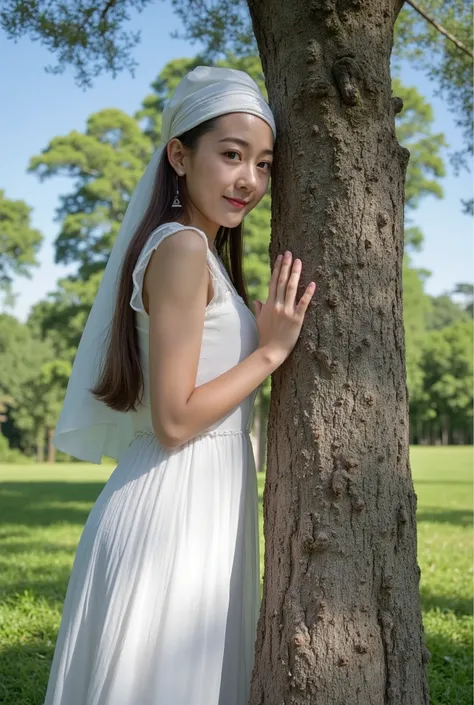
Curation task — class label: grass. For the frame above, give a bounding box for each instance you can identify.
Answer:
[0,447,472,704]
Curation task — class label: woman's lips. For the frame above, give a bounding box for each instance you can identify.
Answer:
[224,197,247,209]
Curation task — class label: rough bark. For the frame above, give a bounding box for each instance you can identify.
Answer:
[246,0,430,703]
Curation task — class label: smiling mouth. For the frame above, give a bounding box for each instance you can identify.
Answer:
[224,197,248,208]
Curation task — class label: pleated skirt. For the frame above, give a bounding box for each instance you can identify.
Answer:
[43,430,260,705]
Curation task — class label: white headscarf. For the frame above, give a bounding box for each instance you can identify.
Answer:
[52,66,276,464]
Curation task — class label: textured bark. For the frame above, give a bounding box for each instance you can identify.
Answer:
[246,0,430,703]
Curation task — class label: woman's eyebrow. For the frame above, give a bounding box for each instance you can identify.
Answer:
[218,136,273,156]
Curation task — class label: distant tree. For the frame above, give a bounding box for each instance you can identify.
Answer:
[0,189,42,304]
[420,319,473,444]
[452,282,474,317]
[427,292,472,331]
[28,109,151,280]
[0,313,53,456]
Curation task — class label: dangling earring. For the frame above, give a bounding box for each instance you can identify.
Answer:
[172,175,181,208]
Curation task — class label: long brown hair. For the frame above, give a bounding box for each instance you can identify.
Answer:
[90,116,250,412]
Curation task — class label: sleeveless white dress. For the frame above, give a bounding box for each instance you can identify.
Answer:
[43,223,262,705]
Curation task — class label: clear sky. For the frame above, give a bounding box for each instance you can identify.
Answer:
[1,2,472,321]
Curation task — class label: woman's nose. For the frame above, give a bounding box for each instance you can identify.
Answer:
[236,166,257,191]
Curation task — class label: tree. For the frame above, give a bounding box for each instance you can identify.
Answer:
[27,53,445,473]
[402,260,432,408]
[241,1,430,702]
[2,9,468,700]
[2,1,471,165]
[393,78,445,211]
[426,291,471,331]
[12,358,72,462]
[0,0,154,87]
[24,56,439,457]
[167,1,474,173]
[451,282,474,317]
[0,189,43,304]
[0,313,53,456]
[25,108,152,360]
[28,271,105,359]
[171,0,473,214]
[394,1,473,175]
[28,109,152,280]
[420,319,473,444]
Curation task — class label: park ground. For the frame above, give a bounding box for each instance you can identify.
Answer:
[0,446,472,704]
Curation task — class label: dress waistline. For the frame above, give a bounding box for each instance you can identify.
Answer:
[130,428,250,444]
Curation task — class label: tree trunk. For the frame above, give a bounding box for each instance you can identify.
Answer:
[441,416,449,446]
[258,398,268,472]
[47,427,56,463]
[36,425,45,463]
[247,1,430,703]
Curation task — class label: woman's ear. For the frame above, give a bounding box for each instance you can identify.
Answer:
[167,138,187,176]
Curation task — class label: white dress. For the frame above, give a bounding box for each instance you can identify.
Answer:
[44,223,262,705]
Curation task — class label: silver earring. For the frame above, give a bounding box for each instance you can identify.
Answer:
[172,176,182,208]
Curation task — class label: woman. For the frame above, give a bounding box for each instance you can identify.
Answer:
[45,65,316,705]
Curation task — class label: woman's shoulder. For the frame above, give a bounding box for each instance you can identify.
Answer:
[130,223,210,315]
[144,222,209,252]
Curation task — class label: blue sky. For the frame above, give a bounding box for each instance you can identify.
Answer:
[1,2,472,321]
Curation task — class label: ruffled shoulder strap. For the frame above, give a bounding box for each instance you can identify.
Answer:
[130,222,226,315]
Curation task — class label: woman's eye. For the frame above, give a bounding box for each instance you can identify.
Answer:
[225,151,240,160]
[259,161,272,170]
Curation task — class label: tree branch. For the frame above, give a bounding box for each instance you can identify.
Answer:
[406,0,473,60]
[100,0,119,23]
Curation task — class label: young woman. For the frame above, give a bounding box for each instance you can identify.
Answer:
[46,66,316,705]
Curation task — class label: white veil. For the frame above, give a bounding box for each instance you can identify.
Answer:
[52,66,276,464]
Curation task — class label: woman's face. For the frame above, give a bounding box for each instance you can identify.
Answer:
[169,112,274,236]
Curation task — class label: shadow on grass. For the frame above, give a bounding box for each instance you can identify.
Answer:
[0,481,107,527]
[425,627,473,705]
[0,478,471,705]
[417,508,473,528]
[0,607,471,705]
[0,637,52,705]
[421,585,473,618]
[0,481,107,606]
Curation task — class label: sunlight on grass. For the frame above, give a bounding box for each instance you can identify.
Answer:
[0,447,472,705]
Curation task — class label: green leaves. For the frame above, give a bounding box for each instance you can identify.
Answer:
[394,0,473,173]
[28,109,152,278]
[393,78,447,211]
[1,0,155,88]
[0,50,470,455]
[422,319,473,420]
[0,190,43,296]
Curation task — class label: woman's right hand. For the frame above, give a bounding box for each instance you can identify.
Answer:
[253,250,316,365]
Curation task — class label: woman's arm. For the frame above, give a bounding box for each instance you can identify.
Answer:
[145,229,281,450]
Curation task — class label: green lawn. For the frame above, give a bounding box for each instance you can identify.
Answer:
[0,446,472,704]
